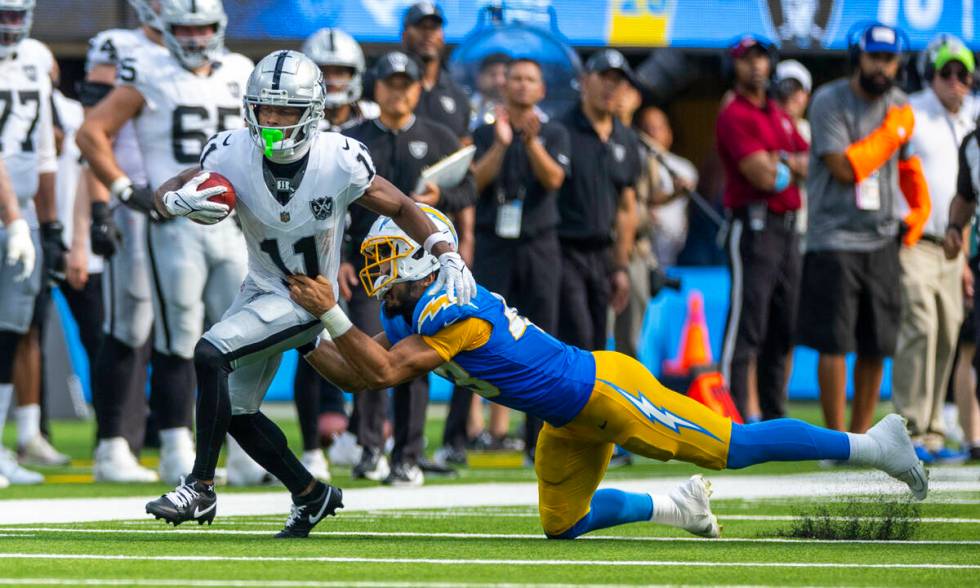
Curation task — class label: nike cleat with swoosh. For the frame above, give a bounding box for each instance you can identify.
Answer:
[145,476,217,526]
[275,482,344,539]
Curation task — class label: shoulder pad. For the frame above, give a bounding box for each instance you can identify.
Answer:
[412,286,479,337]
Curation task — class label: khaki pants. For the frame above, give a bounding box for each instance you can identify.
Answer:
[892,241,964,449]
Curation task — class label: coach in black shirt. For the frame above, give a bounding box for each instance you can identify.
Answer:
[436,58,572,463]
[558,49,640,352]
[342,51,476,486]
[401,2,471,140]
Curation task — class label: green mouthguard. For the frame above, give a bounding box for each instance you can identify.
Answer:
[260,128,285,158]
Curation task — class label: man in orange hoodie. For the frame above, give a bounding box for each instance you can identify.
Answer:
[798,23,930,435]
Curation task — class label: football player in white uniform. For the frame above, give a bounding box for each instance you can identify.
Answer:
[143,50,476,536]
[291,27,380,482]
[77,0,252,485]
[77,0,165,483]
[0,0,59,485]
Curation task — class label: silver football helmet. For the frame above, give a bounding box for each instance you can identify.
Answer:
[158,0,226,70]
[244,50,326,164]
[128,0,161,31]
[0,0,34,59]
[301,28,365,108]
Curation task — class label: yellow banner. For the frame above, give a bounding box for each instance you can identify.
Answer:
[608,0,673,47]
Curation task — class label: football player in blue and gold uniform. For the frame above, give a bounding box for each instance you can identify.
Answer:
[288,204,927,539]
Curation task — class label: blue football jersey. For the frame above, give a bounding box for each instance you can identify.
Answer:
[380,284,595,427]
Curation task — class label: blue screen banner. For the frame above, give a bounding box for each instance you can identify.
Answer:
[223,0,980,50]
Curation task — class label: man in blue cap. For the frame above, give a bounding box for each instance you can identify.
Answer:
[800,23,930,435]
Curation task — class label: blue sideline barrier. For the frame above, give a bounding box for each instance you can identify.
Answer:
[57,266,891,404]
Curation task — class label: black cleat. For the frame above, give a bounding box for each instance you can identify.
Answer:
[275,483,344,539]
[146,476,217,526]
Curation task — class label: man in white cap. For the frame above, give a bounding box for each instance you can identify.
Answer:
[774,59,813,238]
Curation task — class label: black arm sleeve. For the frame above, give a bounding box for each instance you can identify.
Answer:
[958,132,977,203]
[75,80,114,107]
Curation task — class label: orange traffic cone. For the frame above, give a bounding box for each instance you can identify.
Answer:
[662,290,712,377]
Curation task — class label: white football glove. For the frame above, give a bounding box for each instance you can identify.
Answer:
[5,218,35,282]
[434,251,477,306]
[161,172,229,224]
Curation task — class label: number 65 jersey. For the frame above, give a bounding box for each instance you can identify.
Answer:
[119,47,253,191]
[200,128,376,298]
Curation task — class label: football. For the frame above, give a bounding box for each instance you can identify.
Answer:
[198,171,237,210]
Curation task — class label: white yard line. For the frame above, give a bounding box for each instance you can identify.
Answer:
[3,527,980,545]
[0,553,978,570]
[0,580,641,588]
[2,467,978,525]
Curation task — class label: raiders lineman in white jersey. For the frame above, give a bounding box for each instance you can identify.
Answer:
[303,27,379,133]
[77,0,253,486]
[78,0,166,483]
[0,0,59,486]
[143,50,477,536]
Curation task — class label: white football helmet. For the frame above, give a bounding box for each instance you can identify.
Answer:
[360,204,458,298]
[244,50,326,164]
[128,0,161,31]
[302,28,365,108]
[0,0,33,59]
[158,0,226,70]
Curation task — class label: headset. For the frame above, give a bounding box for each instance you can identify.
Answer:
[721,33,778,85]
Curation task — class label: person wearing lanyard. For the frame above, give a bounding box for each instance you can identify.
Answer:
[800,23,930,434]
[556,49,639,355]
[344,52,476,486]
[900,35,979,463]
[716,35,809,423]
[432,58,570,465]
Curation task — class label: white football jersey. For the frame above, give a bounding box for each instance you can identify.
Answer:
[121,49,253,190]
[0,38,56,223]
[200,128,376,297]
[85,28,166,186]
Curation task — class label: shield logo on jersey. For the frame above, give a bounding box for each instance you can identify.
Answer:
[440,95,457,114]
[227,81,241,98]
[310,197,333,221]
[409,141,428,159]
[610,143,626,162]
[22,65,36,82]
[280,211,291,223]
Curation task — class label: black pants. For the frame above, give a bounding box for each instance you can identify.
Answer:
[58,277,105,370]
[721,212,801,421]
[293,358,347,452]
[558,243,610,351]
[347,285,388,453]
[443,231,563,453]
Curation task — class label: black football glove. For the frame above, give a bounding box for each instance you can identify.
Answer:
[40,221,68,281]
[90,201,121,258]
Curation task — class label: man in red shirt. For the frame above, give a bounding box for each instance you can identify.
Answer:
[716,35,809,423]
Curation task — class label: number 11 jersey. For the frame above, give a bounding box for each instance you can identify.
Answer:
[200,128,376,298]
[119,48,253,191]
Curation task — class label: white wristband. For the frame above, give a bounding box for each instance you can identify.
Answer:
[109,176,132,200]
[319,305,353,338]
[423,232,451,254]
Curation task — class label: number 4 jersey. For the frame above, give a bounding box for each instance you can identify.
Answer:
[119,47,253,190]
[200,128,376,298]
[381,284,595,427]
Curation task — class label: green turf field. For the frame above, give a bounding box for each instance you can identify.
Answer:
[1,402,979,587]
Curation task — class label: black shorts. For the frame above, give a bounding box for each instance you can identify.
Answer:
[797,242,901,356]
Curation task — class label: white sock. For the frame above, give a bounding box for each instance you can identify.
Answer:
[0,383,12,444]
[15,404,40,448]
[649,494,683,527]
[846,432,880,466]
[159,427,191,450]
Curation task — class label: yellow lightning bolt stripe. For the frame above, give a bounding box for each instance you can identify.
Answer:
[418,204,458,243]
[416,293,454,331]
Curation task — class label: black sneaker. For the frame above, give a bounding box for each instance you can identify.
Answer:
[383,461,424,487]
[146,476,217,526]
[351,448,389,481]
[275,482,344,539]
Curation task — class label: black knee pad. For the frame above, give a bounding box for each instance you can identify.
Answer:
[0,331,21,382]
[194,339,232,374]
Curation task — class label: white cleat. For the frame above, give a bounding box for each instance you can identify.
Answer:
[18,434,71,467]
[0,449,44,485]
[327,431,363,468]
[301,449,331,482]
[670,474,721,538]
[92,437,159,483]
[0,473,8,488]
[159,428,196,486]
[225,436,275,487]
[867,414,929,501]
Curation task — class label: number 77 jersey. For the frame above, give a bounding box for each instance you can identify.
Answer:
[200,128,376,297]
